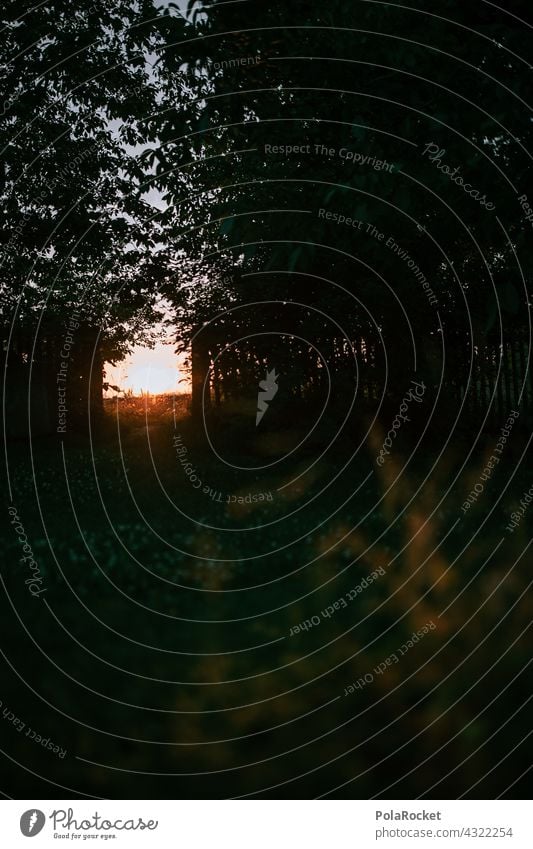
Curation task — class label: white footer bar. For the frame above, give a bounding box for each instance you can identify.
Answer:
[1,800,531,848]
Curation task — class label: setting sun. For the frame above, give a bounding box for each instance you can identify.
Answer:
[105,342,189,396]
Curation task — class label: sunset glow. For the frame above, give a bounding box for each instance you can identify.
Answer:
[105,342,189,396]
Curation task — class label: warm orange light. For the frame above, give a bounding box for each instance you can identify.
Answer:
[105,343,189,396]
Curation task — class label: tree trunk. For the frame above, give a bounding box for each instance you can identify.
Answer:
[191,326,211,422]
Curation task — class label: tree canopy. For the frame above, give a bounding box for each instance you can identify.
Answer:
[143,0,532,419]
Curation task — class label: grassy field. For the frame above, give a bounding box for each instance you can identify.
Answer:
[1,395,532,798]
